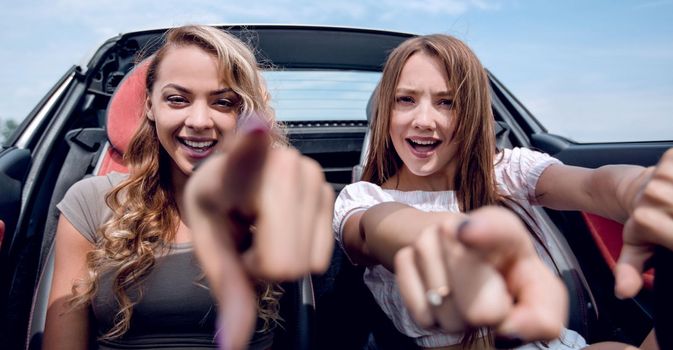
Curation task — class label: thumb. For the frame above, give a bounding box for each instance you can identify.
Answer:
[615,217,653,299]
[614,244,649,299]
[457,206,535,267]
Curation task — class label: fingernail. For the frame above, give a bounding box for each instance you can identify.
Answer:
[494,334,525,349]
[456,219,470,242]
[238,112,269,135]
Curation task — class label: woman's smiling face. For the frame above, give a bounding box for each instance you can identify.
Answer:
[147,44,240,178]
[389,52,458,188]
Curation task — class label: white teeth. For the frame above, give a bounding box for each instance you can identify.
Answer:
[410,139,437,145]
[183,140,215,148]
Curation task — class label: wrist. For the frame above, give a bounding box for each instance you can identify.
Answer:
[622,166,655,216]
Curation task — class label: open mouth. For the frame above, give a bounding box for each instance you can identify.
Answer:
[178,137,217,154]
[406,138,441,153]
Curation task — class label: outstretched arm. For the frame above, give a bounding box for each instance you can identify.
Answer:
[536,148,673,298]
[535,163,651,223]
[342,202,464,269]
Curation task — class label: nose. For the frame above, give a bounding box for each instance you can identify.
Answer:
[184,101,215,130]
[411,99,437,130]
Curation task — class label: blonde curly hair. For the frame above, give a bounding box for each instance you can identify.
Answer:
[68,25,286,340]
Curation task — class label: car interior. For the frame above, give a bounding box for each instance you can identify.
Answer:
[0,26,664,349]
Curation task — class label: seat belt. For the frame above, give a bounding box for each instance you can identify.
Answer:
[36,128,106,274]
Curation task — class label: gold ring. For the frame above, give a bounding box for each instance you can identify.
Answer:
[426,285,451,306]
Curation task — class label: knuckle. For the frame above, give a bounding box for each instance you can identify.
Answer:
[287,147,301,161]
[464,307,494,326]
[259,261,303,281]
[311,256,330,274]
[641,181,659,200]
[255,250,305,280]
[536,312,563,340]
[303,155,322,172]
[415,229,436,252]
[631,207,655,228]
[654,164,673,183]
[662,148,673,162]
[412,310,434,329]
[395,246,413,265]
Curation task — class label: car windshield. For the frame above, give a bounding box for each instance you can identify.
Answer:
[263,70,381,122]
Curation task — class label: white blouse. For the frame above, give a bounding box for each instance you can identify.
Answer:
[333,148,586,349]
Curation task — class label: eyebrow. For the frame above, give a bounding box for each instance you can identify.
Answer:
[395,87,452,96]
[162,83,233,96]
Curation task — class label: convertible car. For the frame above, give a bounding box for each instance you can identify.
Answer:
[0,25,671,349]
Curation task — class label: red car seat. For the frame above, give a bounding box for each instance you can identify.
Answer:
[95,59,150,175]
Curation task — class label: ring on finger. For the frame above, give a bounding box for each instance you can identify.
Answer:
[426,285,451,306]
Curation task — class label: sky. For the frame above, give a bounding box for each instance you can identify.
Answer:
[0,0,671,143]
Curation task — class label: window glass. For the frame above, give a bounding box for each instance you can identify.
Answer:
[530,94,673,143]
[263,70,381,122]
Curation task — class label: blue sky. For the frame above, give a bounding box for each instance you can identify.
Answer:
[1,0,671,142]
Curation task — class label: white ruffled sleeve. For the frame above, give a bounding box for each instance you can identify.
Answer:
[495,147,562,205]
[332,181,394,258]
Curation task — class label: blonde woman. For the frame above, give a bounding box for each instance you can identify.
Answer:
[44,25,333,350]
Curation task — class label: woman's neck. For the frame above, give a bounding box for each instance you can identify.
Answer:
[169,163,192,244]
[168,160,190,206]
[383,165,456,191]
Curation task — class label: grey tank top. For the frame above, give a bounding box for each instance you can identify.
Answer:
[57,173,274,349]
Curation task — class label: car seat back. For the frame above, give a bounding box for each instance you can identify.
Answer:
[94,59,150,175]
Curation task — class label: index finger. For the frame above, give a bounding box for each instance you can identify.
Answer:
[495,256,567,342]
[221,115,271,213]
[458,207,567,341]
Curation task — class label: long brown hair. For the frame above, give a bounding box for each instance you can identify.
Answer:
[363,34,499,212]
[362,34,498,347]
[69,25,285,340]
